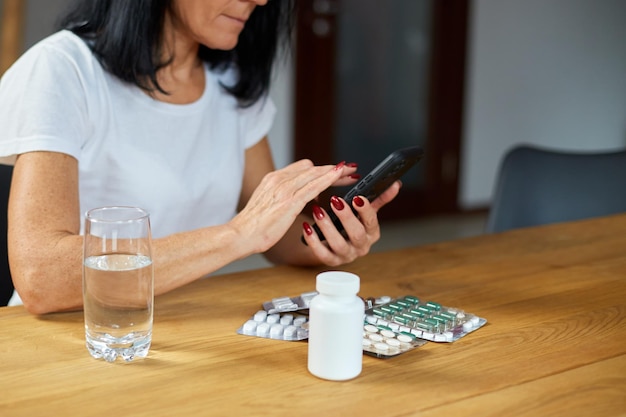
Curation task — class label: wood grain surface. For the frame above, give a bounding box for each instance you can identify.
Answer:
[1,214,625,417]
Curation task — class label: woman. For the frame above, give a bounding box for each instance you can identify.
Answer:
[0,0,401,314]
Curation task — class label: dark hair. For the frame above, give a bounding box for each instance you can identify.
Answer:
[58,0,295,107]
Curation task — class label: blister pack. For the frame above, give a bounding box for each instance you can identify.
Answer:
[237,293,486,357]
[262,292,318,314]
[362,323,427,358]
[365,295,487,342]
[237,310,309,341]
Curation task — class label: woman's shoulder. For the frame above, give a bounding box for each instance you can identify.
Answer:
[27,30,95,65]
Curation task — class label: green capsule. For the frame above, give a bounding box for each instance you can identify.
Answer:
[404,296,420,305]
[388,303,404,311]
[426,301,442,311]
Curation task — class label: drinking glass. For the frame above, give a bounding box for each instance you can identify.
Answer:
[83,206,154,362]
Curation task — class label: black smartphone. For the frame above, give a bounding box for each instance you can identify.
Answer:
[303,145,424,244]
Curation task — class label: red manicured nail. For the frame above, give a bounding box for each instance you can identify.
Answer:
[353,196,365,207]
[312,205,325,220]
[346,162,358,168]
[349,174,361,180]
[330,196,345,211]
[334,161,346,171]
[303,222,313,236]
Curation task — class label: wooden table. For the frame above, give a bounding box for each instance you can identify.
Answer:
[1,215,625,417]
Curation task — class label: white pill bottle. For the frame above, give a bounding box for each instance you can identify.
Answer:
[307,271,365,381]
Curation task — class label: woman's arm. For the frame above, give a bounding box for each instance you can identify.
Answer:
[9,145,347,314]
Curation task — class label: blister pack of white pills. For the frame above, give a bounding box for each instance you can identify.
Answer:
[262,291,318,314]
[237,310,310,341]
[364,295,487,343]
[362,323,427,358]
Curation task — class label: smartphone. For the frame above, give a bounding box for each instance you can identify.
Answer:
[303,145,424,244]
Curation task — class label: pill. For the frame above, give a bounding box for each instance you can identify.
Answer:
[297,328,308,339]
[365,315,378,324]
[374,342,389,351]
[377,324,393,331]
[376,296,392,304]
[362,339,373,347]
[368,333,384,342]
[256,322,270,336]
[380,330,396,339]
[386,338,401,348]
[293,316,307,327]
[434,334,448,342]
[463,321,474,331]
[388,322,400,331]
[284,325,298,339]
[395,300,411,308]
[397,333,414,343]
[364,324,378,333]
[403,296,419,304]
[269,323,284,339]
[253,310,268,322]
[242,320,258,335]
[280,314,294,326]
[272,296,297,311]
[426,301,442,311]
[266,314,280,324]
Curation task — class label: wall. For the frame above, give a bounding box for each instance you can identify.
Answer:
[16,0,626,209]
[461,0,626,208]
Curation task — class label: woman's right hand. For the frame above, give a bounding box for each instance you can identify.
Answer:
[229,158,353,255]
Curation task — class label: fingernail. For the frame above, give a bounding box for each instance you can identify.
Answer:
[353,196,365,207]
[303,222,313,236]
[346,162,358,168]
[312,205,325,220]
[334,161,346,171]
[349,174,361,180]
[330,196,344,211]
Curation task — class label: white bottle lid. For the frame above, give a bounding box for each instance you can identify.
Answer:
[316,271,360,296]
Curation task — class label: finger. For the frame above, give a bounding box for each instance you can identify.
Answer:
[301,220,344,266]
[369,180,402,211]
[350,195,381,243]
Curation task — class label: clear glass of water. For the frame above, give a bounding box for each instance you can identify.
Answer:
[83,206,154,362]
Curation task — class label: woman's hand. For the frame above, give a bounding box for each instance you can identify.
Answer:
[231,158,357,256]
[301,180,402,266]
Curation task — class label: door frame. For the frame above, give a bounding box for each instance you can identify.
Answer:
[293,0,469,219]
[0,0,25,75]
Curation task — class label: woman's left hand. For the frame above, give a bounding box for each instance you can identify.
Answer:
[301,180,402,266]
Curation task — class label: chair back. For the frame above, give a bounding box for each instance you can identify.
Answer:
[0,165,13,306]
[486,145,626,233]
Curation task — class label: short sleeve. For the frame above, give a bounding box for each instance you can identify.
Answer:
[0,34,92,164]
[239,95,277,149]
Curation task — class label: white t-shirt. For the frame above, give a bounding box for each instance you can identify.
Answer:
[0,31,276,305]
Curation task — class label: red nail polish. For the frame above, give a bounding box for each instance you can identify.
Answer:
[346,162,358,168]
[330,196,344,211]
[334,161,346,171]
[349,174,361,180]
[312,205,325,220]
[353,196,365,207]
[303,222,313,236]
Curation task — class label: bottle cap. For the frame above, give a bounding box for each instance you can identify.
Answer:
[316,271,360,295]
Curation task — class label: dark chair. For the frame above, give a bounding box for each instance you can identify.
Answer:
[1,164,14,306]
[486,145,626,233]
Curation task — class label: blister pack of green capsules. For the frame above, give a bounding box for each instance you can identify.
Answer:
[364,295,486,343]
